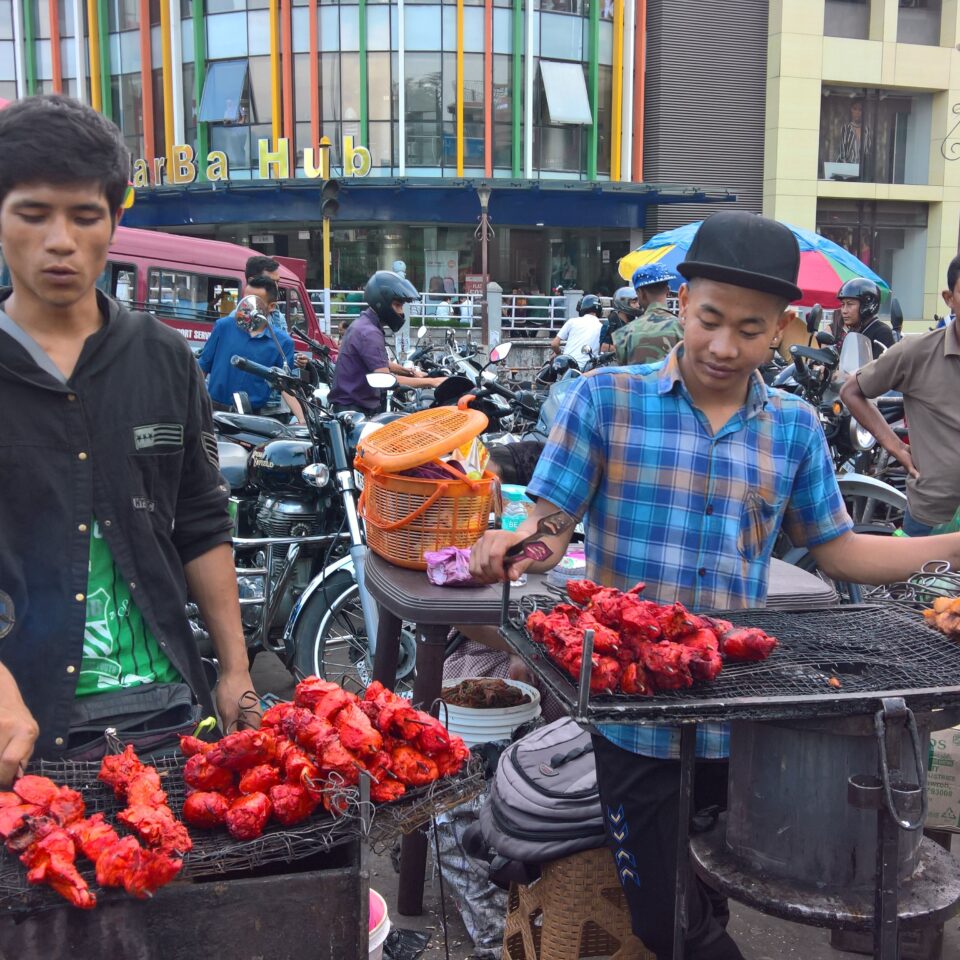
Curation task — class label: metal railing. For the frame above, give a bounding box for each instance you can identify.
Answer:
[306,290,683,341]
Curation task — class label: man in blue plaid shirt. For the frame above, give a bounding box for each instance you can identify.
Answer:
[470,211,960,960]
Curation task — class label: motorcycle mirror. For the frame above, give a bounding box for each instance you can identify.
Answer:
[417,325,428,341]
[806,304,822,335]
[235,295,269,331]
[890,298,904,332]
[366,372,398,390]
[301,463,331,489]
[815,330,836,347]
[839,332,873,377]
[489,341,513,363]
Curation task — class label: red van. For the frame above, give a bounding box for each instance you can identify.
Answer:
[95,226,336,352]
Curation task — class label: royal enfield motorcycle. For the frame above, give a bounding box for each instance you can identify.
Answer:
[207,298,418,690]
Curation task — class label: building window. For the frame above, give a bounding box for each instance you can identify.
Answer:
[107,0,139,32]
[405,52,442,167]
[595,64,611,176]
[111,72,144,158]
[201,59,258,169]
[199,60,250,122]
[897,0,941,46]
[492,53,512,169]
[0,0,14,40]
[824,0,870,40]
[817,199,928,318]
[441,51,483,169]
[819,87,932,186]
[31,0,50,37]
[534,60,590,174]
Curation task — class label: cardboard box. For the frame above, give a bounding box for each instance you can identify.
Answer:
[927,726,960,832]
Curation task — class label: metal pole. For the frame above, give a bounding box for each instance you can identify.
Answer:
[481,209,489,344]
[322,216,332,291]
[672,724,696,960]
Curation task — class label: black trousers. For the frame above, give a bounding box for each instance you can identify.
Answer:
[591,735,744,960]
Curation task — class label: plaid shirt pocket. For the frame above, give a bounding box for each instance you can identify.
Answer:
[737,492,783,562]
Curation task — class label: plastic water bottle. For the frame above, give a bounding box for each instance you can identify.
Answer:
[501,484,533,586]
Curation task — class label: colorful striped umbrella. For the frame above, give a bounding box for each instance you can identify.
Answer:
[618,221,890,309]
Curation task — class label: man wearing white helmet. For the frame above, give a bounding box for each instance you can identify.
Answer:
[611,264,684,365]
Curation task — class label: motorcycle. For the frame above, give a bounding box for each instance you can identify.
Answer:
[203,296,419,691]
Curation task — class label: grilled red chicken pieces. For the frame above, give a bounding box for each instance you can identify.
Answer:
[7,749,186,910]
[526,581,777,695]
[179,676,471,841]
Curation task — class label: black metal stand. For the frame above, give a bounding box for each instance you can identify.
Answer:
[847,697,926,960]
[672,725,697,960]
[500,587,959,960]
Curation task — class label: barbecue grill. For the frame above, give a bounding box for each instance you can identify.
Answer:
[499,584,960,960]
[501,595,960,724]
[0,752,484,916]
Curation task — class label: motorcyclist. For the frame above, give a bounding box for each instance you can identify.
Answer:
[329,270,445,415]
[551,293,603,363]
[600,286,640,354]
[609,264,683,365]
[836,277,894,359]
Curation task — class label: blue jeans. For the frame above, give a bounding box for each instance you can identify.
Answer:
[902,510,934,537]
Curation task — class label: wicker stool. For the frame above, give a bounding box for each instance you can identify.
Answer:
[502,847,654,960]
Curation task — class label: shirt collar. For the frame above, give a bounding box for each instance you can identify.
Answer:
[656,345,769,419]
[945,320,960,357]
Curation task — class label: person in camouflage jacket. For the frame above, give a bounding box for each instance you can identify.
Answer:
[612,263,684,365]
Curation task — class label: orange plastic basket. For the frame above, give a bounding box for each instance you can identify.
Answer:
[357,459,497,570]
[355,406,489,473]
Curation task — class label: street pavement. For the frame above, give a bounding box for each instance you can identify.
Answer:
[252,651,960,959]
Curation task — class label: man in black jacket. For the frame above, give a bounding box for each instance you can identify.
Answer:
[0,95,255,784]
[837,277,894,359]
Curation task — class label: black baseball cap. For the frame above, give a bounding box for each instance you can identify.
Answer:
[677,211,803,302]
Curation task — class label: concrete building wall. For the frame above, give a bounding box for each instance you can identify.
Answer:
[766,0,960,321]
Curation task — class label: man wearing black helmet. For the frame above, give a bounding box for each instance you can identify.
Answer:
[329,270,445,415]
[551,293,603,362]
[837,277,894,359]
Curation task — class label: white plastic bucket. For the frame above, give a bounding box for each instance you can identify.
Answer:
[369,889,390,960]
[441,678,542,746]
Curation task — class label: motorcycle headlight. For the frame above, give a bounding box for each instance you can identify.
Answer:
[849,419,876,452]
[301,463,331,489]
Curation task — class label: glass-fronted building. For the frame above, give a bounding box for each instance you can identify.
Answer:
[4,0,742,295]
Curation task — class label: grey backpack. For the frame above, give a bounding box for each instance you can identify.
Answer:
[467,717,606,888]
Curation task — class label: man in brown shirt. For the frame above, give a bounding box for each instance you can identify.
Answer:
[840,320,960,535]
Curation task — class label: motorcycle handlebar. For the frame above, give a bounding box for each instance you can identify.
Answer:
[468,377,518,404]
[291,325,330,355]
[230,355,279,382]
[230,355,301,393]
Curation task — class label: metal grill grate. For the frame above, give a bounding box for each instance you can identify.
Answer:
[502,596,960,723]
[0,753,484,914]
